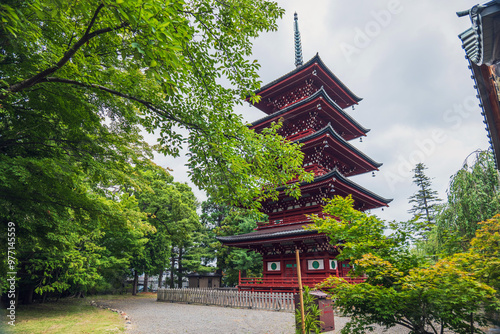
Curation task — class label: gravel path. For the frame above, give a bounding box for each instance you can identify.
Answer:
[94,297,412,334]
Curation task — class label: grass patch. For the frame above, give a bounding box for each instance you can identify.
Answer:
[3,297,125,334]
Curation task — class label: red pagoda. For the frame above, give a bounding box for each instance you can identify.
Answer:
[218,14,391,293]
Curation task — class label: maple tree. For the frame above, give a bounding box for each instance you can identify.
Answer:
[312,196,499,334]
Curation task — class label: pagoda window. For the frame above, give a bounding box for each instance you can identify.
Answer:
[329,259,338,270]
[267,261,281,271]
[307,259,325,270]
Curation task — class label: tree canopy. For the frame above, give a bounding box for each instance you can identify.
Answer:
[190,197,264,286]
[312,196,500,334]
[0,0,311,299]
[433,150,500,254]
[0,0,311,211]
[131,162,199,290]
[407,162,441,231]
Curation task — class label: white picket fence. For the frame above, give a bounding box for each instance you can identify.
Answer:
[157,288,295,312]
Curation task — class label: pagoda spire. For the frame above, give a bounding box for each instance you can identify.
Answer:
[294,12,303,67]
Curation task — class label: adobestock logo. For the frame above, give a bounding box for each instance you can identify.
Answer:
[442,96,478,130]
[383,95,479,192]
[340,0,403,63]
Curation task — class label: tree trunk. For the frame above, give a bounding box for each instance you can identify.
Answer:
[144,273,149,293]
[170,245,176,288]
[177,248,183,288]
[25,286,34,304]
[158,271,163,289]
[132,270,138,295]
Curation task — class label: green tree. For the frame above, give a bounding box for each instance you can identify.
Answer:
[11,190,150,302]
[198,198,232,272]
[194,198,263,286]
[434,150,500,254]
[448,215,500,311]
[215,209,264,286]
[98,225,148,295]
[0,0,311,211]
[181,224,219,276]
[0,0,311,299]
[312,195,499,334]
[133,162,199,290]
[408,163,441,232]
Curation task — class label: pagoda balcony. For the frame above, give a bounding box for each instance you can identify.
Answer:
[257,212,330,229]
[286,163,327,183]
[238,275,365,293]
[286,128,315,142]
[303,164,328,176]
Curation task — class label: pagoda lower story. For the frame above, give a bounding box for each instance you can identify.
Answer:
[218,222,365,293]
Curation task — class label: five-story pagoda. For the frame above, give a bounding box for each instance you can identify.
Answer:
[218,14,391,293]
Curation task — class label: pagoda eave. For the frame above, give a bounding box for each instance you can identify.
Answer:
[217,224,339,255]
[298,124,382,176]
[251,87,369,140]
[276,169,392,210]
[217,224,318,247]
[252,54,361,114]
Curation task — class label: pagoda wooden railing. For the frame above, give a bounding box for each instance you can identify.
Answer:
[303,163,328,176]
[285,163,328,183]
[258,212,331,228]
[239,275,365,288]
[286,128,315,142]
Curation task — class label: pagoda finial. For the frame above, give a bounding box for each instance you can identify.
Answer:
[294,12,303,67]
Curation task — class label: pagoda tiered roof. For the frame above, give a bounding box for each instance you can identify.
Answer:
[257,168,391,223]
[297,124,382,177]
[252,54,362,114]
[216,222,319,245]
[278,168,391,210]
[251,87,369,141]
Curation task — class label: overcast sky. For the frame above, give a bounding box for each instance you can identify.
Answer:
[153,1,490,223]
